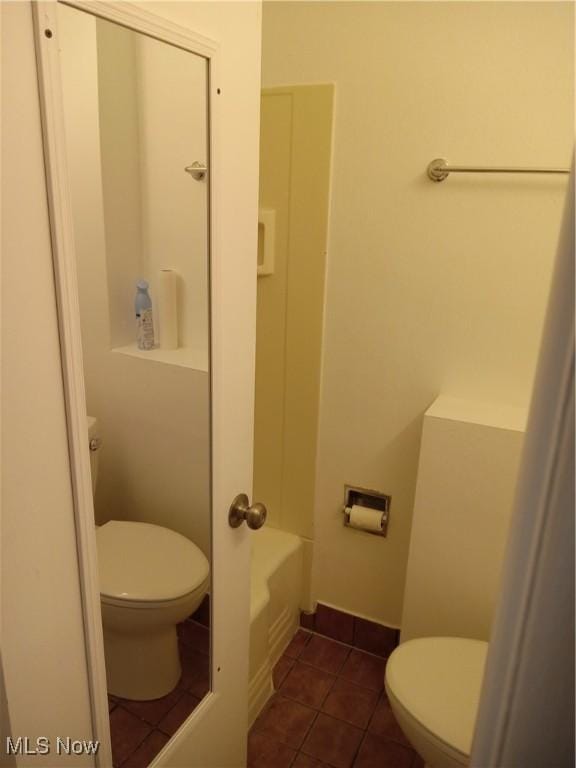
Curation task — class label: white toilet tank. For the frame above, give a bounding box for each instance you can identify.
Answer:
[87,416,100,495]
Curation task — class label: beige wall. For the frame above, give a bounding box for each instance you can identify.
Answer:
[401,397,526,641]
[262,1,573,626]
[59,5,211,556]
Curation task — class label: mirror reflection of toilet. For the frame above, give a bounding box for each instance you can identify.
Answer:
[385,637,488,768]
[88,416,209,700]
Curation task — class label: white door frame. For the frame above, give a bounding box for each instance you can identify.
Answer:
[32,3,249,765]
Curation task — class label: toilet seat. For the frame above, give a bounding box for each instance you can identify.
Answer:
[385,637,488,763]
[97,520,209,605]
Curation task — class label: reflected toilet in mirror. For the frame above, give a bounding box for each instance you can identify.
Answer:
[89,416,209,701]
[56,0,213,754]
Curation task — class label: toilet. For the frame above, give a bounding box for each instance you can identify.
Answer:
[88,416,210,701]
[384,637,488,768]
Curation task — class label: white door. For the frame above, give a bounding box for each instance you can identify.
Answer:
[32,1,260,766]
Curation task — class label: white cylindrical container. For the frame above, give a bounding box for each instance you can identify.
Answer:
[158,269,179,350]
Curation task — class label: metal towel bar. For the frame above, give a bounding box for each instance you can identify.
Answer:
[427,157,570,183]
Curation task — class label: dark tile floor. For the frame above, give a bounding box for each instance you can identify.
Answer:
[108,617,210,768]
[249,630,424,768]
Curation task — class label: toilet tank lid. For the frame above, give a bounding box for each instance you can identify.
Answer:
[385,637,488,757]
[97,521,209,602]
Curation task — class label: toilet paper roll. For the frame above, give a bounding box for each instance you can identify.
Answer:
[346,504,385,532]
[158,269,179,350]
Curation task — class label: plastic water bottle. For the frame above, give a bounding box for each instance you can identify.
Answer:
[135,280,155,350]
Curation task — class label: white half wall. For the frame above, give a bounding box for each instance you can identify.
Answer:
[400,397,526,642]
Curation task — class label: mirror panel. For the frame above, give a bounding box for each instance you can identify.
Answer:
[57,3,211,751]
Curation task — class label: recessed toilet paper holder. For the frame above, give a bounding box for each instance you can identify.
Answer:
[343,485,391,537]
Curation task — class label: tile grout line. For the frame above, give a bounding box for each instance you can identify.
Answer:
[277,642,370,766]
[117,725,154,768]
[278,631,388,717]
[282,659,385,697]
[116,678,187,731]
[297,626,393,663]
[296,705,321,762]
[250,627,412,768]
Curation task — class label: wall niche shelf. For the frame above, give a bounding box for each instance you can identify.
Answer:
[112,342,208,373]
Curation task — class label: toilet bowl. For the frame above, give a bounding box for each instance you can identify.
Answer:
[384,637,488,768]
[88,417,209,700]
[97,520,209,700]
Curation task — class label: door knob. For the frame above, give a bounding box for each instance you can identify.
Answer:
[184,161,207,181]
[228,493,267,530]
